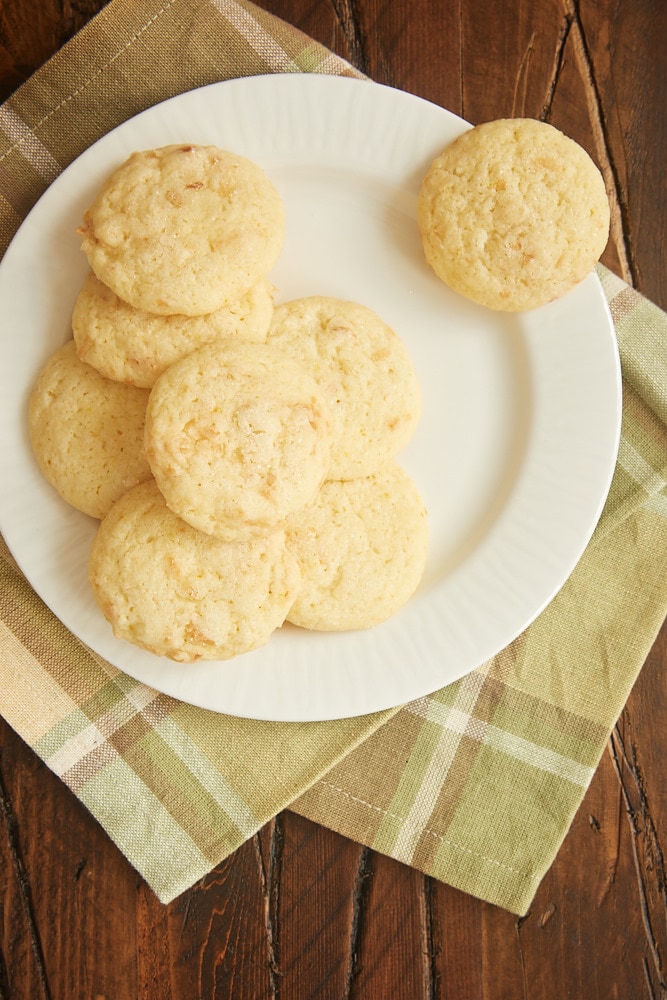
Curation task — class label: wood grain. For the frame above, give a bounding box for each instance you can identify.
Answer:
[1,0,666,997]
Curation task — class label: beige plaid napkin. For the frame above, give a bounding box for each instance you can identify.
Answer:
[1,0,666,914]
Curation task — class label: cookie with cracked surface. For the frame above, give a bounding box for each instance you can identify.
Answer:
[72,272,274,388]
[266,296,422,480]
[144,341,333,540]
[28,340,152,519]
[88,481,301,662]
[79,143,284,316]
[285,463,428,631]
[417,118,610,311]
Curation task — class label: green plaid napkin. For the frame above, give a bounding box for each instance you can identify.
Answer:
[1,0,665,914]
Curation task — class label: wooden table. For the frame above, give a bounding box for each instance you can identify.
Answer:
[1,1,666,996]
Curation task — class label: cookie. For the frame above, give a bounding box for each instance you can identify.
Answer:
[417,118,611,311]
[28,341,152,519]
[284,464,428,630]
[88,481,301,662]
[144,341,333,540]
[79,143,285,316]
[72,272,274,388]
[266,297,422,480]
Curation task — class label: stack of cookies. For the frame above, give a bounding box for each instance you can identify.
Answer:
[28,119,612,668]
[28,144,427,664]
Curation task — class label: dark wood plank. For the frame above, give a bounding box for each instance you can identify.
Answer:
[159,836,275,998]
[0,0,110,101]
[0,715,140,999]
[577,0,667,310]
[349,853,434,998]
[266,811,363,998]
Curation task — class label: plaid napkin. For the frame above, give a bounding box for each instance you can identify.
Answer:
[1,0,666,915]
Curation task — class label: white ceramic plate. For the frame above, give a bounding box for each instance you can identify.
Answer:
[0,75,621,722]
